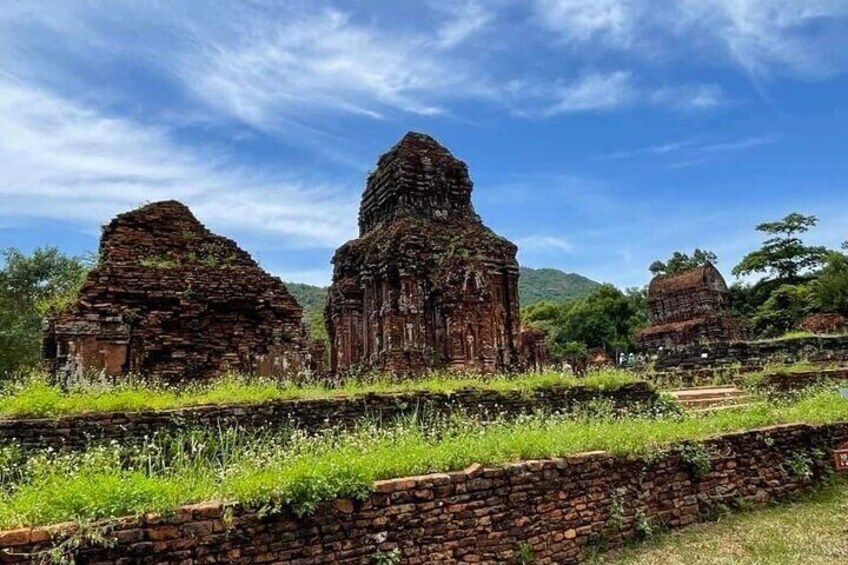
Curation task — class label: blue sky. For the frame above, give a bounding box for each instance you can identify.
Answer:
[1,1,847,288]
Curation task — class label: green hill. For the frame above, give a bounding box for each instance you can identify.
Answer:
[518,267,601,306]
[285,282,327,314]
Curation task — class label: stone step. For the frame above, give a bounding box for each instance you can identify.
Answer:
[671,386,741,398]
[670,386,749,410]
[679,396,748,409]
[691,402,758,414]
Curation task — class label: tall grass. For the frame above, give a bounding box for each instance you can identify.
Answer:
[0,369,639,419]
[0,390,845,529]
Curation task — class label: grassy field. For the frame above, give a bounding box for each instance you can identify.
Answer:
[0,390,845,529]
[589,479,848,565]
[0,370,639,419]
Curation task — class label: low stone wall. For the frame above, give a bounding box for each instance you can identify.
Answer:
[1,422,843,564]
[757,368,848,392]
[0,383,658,452]
[654,335,848,371]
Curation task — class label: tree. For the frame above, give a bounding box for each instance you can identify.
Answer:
[649,249,717,276]
[521,300,569,330]
[0,247,91,377]
[809,252,848,316]
[752,284,811,338]
[543,284,646,356]
[545,337,587,363]
[732,213,827,283]
[307,309,328,345]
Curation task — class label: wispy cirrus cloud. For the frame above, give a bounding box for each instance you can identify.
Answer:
[544,71,636,113]
[604,138,702,159]
[178,9,472,126]
[533,0,638,48]
[669,135,779,168]
[518,235,575,253]
[536,71,724,115]
[0,0,744,136]
[0,76,357,247]
[533,0,848,78]
[604,134,779,167]
[432,0,496,48]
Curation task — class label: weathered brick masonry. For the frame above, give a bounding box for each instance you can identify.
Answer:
[326,132,523,375]
[756,368,848,391]
[0,383,658,452]
[637,264,742,351]
[1,422,843,564]
[43,201,318,382]
[654,334,848,371]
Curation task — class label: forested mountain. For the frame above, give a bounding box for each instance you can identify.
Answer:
[518,267,601,306]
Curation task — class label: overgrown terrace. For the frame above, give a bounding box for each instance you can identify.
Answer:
[0,370,639,419]
[0,389,845,529]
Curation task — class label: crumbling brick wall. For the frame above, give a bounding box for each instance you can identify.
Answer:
[326,133,522,374]
[43,201,318,382]
[653,334,848,371]
[2,423,843,564]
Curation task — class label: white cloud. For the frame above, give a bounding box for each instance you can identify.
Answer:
[433,1,495,48]
[0,0,842,162]
[538,71,723,115]
[534,0,636,47]
[677,0,848,77]
[604,138,701,159]
[518,235,574,253]
[699,135,778,153]
[604,134,778,166]
[649,84,726,110]
[0,1,743,133]
[668,135,778,168]
[174,8,483,128]
[0,76,357,248]
[534,0,848,78]
[544,71,636,113]
[0,2,488,130]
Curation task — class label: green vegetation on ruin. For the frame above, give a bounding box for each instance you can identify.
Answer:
[0,370,639,419]
[741,361,848,389]
[589,478,848,565]
[0,390,845,529]
[746,330,848,343]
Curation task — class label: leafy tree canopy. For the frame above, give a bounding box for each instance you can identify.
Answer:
[809,252,848,316]
[649,249,717,276]
[732,213,828,283]
[528,284,647,358]
[0,247,91,377]
[751,283,811,338]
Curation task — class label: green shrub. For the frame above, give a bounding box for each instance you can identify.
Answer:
[676,443,712,479]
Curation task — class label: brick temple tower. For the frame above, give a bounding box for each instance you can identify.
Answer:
[326,132,522,374]
[43,201,320,381]
[636,262,742,350]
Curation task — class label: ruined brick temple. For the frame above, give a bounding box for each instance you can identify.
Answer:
[326,132,522,373]
[43,201,319,381]
[637,263,741,350]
